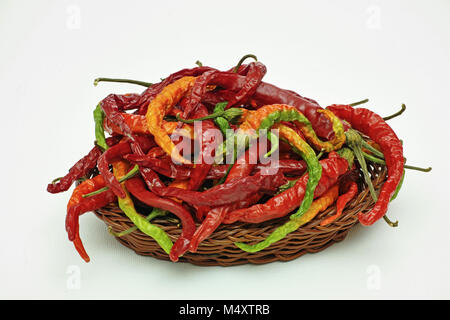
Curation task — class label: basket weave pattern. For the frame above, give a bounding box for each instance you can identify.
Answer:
[94,163,387,266]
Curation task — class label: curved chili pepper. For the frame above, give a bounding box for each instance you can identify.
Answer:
[125,177,195,262]
[320,181,358,226]
[97,136,155,198]
[158,171,287,207]
[65,174,117,262]
[100,93,142,141]
[145,76,197,164]
[326,104,404,226]
[237,104,345,152]
[138,66,216,114]
[112,161,173,255]
[187,103,220,190]
[179,70,221,120]
[47,146,102,194]
[224,150,353,224]
[225,62,266,109]
[235,184,339,253]
[274,124,321,219]
[47,137,120,194]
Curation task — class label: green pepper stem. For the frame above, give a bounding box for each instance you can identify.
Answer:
[349,98,369,107]
[383,104,406,121]
[51,177,63,184]
[361,140,384,158]
[362,151,431,172]
[233,54,258,73]
[82,165,140,198]
[93,77,152,87]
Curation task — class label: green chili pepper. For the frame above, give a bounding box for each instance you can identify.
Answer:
[93,103,108,151]
[109,208,168,237]
[390,170,405,201]
[275,125,321,220]
[118,189,173,255]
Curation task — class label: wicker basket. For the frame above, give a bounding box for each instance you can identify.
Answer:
[94,163,387,266]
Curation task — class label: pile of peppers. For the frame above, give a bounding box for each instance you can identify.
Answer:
[48,55,431,263]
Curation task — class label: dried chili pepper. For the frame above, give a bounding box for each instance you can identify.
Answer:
[125,177,195,261]
[320,181,358,226]
[327,104,404,226]
[145,76,197,164]
[225,62,266,108]
[65,174,117,262]
[104,113,194,140]
[47,135,120,194]
[235,184,339,252]
[187,103,220,190]
[224,149,353,224]
[158,171,287,207]
[138,66,216,114]
[97,136,155,198]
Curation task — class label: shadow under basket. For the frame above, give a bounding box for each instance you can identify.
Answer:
[94,163,387,266]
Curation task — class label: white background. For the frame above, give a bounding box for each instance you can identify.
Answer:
[1,0,449,299]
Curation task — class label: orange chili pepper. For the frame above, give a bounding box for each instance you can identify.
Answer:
[320,181,358,226]
[145,76,196,164]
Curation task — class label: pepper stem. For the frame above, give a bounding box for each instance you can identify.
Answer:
[93,77,152,87]
[383,104,406,121]
[233,54,258,73]
[349,98,369,107]
[362,151,432,172]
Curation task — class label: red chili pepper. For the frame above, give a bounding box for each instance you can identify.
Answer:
[187,103,220,190]
[137,66,217,115]
[158,171,287,207]
[65,174,117,262]
[125,177,195,261]
[320,181,358,226]
[47,137,120,194]
[97,136,155,198]
[326,104,404,226]
[188,193,262,252]
[223,151,352,224]
[225,62,267,109]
